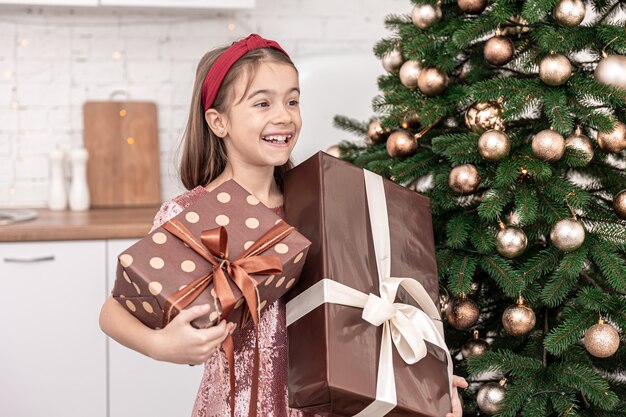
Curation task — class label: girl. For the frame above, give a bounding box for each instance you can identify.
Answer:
[99,34,467,417]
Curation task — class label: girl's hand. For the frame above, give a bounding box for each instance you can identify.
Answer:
[149,304,235,365]
[446,375,469,417]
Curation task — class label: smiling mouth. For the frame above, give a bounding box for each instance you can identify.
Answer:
[261,134,292,144]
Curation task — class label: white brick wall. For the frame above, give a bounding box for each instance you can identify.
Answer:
[0,0,409,207]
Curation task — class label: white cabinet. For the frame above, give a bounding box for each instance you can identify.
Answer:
[0,240,107,417]
[106,239,204,417]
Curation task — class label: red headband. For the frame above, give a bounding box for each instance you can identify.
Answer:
[201,34,290,111]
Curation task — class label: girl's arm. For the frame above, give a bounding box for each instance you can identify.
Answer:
[99,295,234,365]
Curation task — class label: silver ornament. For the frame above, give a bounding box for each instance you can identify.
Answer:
[386,130,418,158]
[553,0,586,27]
[477,381,507,415]
[565,128,594,164]
[449,164,481,195]
[478,129,511,161]
[465,101,505,133]
[484,36,515,66]
[594,54,626,91]
[457,0,487,15]
[417,67,449,96]
[496,225,528,258]
[382,48,404,74]
[612,189,626,220]
[597,121,626,153]
[584,319,620,358]
[399,59,423,89]
[412,3,442,30]
[539,53,572,86]
[550,218,585,251]
[532,129,566,161]
[502,297,536,336]
[462,329,489,358]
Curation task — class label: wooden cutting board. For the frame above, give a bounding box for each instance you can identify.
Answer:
[83,101,161,207]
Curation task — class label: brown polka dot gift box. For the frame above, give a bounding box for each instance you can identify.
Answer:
[112,179,311,333]
[283,152,453,417]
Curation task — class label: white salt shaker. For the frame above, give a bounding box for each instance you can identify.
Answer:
[68,147,90,211]
[48,149,67,211]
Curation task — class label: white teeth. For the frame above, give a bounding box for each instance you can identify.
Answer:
[261,134,291,144]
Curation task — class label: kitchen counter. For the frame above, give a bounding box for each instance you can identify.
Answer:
[0,206,160,242]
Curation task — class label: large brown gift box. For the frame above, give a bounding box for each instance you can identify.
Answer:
[283,152,452,417]
[112,179,311,331]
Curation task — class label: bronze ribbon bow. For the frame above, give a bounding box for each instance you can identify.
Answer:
[161,217,295,417]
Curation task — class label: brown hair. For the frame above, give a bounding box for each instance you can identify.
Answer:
[178,41,296,191]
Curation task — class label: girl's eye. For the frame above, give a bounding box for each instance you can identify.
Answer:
[288,99,299,106]
[255,101,269,108]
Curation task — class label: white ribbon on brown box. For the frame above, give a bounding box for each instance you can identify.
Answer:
[286,169,453,417]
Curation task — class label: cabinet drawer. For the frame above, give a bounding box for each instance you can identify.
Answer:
[0,240,107,417]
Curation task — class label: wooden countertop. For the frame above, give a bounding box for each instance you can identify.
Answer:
[0,206,160,242]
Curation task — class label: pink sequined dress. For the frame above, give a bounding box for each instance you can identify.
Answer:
[151,186,317,417]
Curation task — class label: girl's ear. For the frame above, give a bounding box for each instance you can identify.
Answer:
[205,109,227,138]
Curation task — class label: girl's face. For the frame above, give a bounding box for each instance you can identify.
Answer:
[219,61,301,170]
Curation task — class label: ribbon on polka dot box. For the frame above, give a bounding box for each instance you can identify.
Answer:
[112,179,311,332]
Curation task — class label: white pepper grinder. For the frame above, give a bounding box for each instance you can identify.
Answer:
[68,147,90,211]
[48,149,67,211]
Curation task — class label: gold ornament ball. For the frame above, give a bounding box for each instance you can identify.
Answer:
[476,381,507,415]
[502,297,536,336]
[496,225,528,258]
[478,129,511,161]
[594,54,626,91]
[449,164,481,195]
[565,129,594,164]
[465,101,505,133]
[484,36,515,66]
[550,218,585,251]
[417,67,449,96]
[399,59,423,89]
[613,189,626,220]
[382,48,404,74]
[532,129,566,162]
[367,120,389,143]
[597,121,626,153]
[412,3,442,30]
[462,330,489,358]
[446,296,480,331]
[457,0,487,14]
[553,0,586,27]
[539,53,572,86]
[324,145,342,158]
[386,130,418,158]
[584,319,620,358]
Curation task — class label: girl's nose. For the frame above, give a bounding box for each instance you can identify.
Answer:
[272,104,292,124]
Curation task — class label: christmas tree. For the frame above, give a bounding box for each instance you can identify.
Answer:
[334,0,626,415]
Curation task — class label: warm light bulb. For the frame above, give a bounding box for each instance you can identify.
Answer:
[3,69,13,79]
[10,100,19,109]
[127,137,135,144]
[112,51,123,60]
[9,187,15,195]
[227,23,236,31]
[18,38,29,47]
[119,109,127,117]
